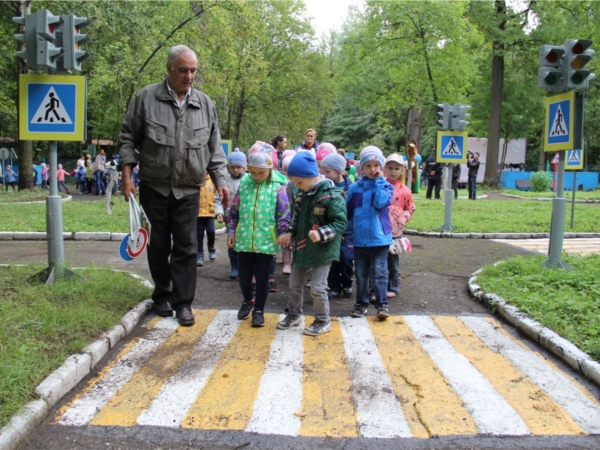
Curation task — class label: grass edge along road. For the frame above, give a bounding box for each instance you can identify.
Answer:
[1,190,599,234]
[477,253,600,361]
[0,264,152,428]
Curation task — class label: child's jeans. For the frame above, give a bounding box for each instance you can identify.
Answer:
[238,252,273,311]
[387,251,400,294]
[288,263,332,323]
[196,217,215,254]
[355,245,389,307]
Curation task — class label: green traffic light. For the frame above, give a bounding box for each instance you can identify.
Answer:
[572,73,583,84]
[546,73,557,85]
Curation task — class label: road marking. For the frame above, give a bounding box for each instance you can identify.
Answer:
[338,316,412,438]
[493,238,600,256]
[90,310,217,426]
[461,316,600,434]
[181,313,279,430]
[404,315,530,436]
[434,316,583,435]
[58,317,179,426]
[369,317,478,437]
[245,315,305,436]
[300,319,358,438]
[136,310,239,427]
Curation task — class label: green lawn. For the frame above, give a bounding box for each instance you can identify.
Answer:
[476,253,600,361]
[0,264,152,428]
[500,188,600,200]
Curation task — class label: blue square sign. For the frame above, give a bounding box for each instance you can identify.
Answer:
[544,91,574,152]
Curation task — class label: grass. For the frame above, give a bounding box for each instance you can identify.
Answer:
[476,253,600,361]
[500,189,600,200]
[0,264,152,428]
[408,197,599,233]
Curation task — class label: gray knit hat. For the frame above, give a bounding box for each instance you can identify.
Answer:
[321,153,347,174]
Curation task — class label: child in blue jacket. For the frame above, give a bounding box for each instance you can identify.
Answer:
[346,146,393,320]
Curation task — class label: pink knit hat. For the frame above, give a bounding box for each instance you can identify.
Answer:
[315,142,337,161]
[282,155,294,170]
[282,149,296,160]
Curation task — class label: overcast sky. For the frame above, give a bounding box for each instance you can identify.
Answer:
[303,0,362,38]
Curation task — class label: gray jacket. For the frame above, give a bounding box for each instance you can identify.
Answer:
[118,79,228,198]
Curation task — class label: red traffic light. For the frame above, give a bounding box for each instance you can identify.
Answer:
[546,50,559,64]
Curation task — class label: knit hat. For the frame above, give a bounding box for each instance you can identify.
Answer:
[315,143,337,161]
[321,153,347,174]
[287,151,319,178]
[385,153,407,168]
[58,164,63,169]
[282,155,294,171]
[228,150,247,168]
[359,146,385,170]
[246,141,275,169]
[282,149,296,160]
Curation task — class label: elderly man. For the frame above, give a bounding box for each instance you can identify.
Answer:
[118,45,230,326]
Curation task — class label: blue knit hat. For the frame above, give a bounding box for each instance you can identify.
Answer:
[321,153,347,174]
[228,150,247,168]
[287,151,319,178]
[360,145,385,170]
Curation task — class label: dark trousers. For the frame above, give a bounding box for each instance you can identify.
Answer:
[269,255,276,278]
[196,217,215,254]
[328,242,354,292]
[468,176,477,199]
[5,181,16,191]
[452,179,459,199]
[237,251,273,312]
[139,184,199,311]
[426,178,441,199]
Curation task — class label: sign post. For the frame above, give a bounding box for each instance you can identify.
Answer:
[565,148,583,229]
[436,129,468,231]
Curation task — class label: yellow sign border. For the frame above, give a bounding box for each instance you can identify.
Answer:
[565,149,583,171]
[544,91,574,152]
[436,131,468,163]
[19,74,86,141]
[221,139,233,156]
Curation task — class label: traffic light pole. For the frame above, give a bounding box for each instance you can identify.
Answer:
[437,164,454,231]
[45,141,66,282]
[544,90,583,269]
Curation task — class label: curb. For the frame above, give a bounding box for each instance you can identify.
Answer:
[0,227,227,241]
[404,229,600,239]
[499,193,600,203]
[0,195,72,205]
[0,271,154,450]
[468,267,600,387]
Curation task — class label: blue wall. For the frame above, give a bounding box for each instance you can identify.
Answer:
[500,170,599,191]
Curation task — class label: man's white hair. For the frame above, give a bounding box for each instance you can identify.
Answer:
[167,45,197,67]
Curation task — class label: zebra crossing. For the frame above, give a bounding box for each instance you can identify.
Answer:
[492,238,600,255]
[54,309,600,439]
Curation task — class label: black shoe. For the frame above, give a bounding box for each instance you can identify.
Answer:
[342,287,353,298]
[251,310,265,327]
[277,313,302,330]
[351,303,368,317]
[269,278,278,292]
[238,300,254,320]
[154,301,173,317]
[176,307,195,326]
[376,305,390,320]
[327,290,340,299]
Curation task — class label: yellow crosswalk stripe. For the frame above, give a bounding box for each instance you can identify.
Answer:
[90,310,217,426]
[370,316,479,437]
[181,313,279,430]
[300,319,358,437]
[433,316,584,435]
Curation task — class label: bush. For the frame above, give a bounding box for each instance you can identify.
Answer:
[528,171,552,192]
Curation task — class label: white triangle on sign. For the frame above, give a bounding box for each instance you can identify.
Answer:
[568,150,580,163]
[441,137,461,155]
[31,87,72,125]
[551,152,560,164]
[550,104,568,137]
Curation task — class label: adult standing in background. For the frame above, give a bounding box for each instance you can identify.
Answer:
[298,128,319,154]
[271,135,287,169]
[118,44,230,326]
[92,148,106,196]
[452,162,461,200]
[467,151,481,200]
[425,152,442,200]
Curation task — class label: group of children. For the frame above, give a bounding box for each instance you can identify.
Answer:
[198,138,415,336]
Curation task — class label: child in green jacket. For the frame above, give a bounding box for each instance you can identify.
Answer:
[276,151,348,336]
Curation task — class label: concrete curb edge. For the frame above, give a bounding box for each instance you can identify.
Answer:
[0,271,154,450]
[0,227,228,241]
[468,268,600,387]
[499,193,600,203]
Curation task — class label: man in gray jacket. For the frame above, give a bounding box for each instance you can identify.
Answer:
[119,45,230,326]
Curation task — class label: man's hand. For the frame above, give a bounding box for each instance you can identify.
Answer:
[308,230,321,243]
[218,186,230,210]
[277,232,292,246]
[227,235,235,248]
[121,165,137,201]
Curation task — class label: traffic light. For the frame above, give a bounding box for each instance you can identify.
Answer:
[563,39,594,90]
[35,9,63,68]
[437,103,450,130]
[13,14,38,69]
[457,104,471,131]
[538,45,565,91]
[61,14,91,71]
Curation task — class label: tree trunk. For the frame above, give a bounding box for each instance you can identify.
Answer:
[232,86,246,147]
[406,105,422,150]
[484,0,506,188]
[16,0,33,190]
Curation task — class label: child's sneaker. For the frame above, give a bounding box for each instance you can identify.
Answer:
[277,314,302,330]
[209,248,217,261]
[268,278,278,292]
[376,305,390,320]
[342,287,353,298]
[237,300,254,320]
[351,303,368,318]
[251,310,265,327]
[196,252,204,266]
[304,320,331,336]
[327,290,340,299]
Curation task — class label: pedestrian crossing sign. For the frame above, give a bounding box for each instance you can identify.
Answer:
[566,149,583,170]
[544,91,574,152]
[436,131,468,163]
[221,139,232,157]
[19,74,86,141]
